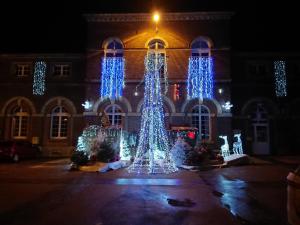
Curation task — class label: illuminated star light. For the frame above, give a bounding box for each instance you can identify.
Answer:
[100,57,125,100]
[274,60,287,97]
[82,100,93,111]
[222,101,233,111]
[33,61,46,95]
[187,56,214,100]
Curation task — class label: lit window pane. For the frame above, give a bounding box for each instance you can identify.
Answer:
[191,105,210,140]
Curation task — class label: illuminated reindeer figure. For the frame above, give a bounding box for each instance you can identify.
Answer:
[232,133,243,154]
[219,135,230,158]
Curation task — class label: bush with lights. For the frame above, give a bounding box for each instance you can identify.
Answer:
[71,124,138,168]
[71,151,89,166]
[170,136,191,167]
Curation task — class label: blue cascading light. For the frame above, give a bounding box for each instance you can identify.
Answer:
[33,61,46,95]
[100,57,125,100]
[187,56,214,100]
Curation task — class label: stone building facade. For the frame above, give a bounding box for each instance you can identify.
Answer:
[0,12,235,156]
[232,52,300,155]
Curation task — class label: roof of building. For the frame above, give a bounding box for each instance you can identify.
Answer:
[84,12,234,22]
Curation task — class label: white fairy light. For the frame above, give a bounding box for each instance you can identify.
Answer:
[222,101,233,111]
[33,61,46,95]
[82,100,93,111]
[232,133,243,154]
[128,53,177,174]
[219,135,230,158]
[274,60,287,97]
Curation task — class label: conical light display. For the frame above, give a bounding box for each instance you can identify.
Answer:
[128,53,177,174]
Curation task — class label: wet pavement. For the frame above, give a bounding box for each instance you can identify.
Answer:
[0,158,297,225]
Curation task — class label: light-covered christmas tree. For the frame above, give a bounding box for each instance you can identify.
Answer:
[128,51,177,174]
[170,137,190,167]
[119,131,131,160]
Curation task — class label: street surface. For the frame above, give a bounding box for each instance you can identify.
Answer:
[0,157,298,225]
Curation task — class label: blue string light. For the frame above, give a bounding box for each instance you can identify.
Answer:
[32,61,46,95]
[274,60,287,97]
[128,53,177,174]
[100,57,125,100]
[187,56,214,100]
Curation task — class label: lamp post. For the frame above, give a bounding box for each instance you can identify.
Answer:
[153,12,159,33]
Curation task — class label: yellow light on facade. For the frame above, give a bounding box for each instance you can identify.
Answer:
[153,13,160,23]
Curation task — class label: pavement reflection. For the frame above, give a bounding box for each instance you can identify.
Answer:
[114,178,183,185]
[203,173,287,225]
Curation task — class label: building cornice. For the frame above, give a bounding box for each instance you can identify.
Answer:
[234,52,300,57]
[0,53,83,59]
[84,78,231,83]
[84,12,234,22]
[86,47,231,52]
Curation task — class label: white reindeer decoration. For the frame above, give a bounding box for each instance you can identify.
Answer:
[219,135,230,158]
[232,133,243,154]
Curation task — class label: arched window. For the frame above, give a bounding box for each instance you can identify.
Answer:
[104,104,124,128]
[147,39,167,86]
[104,39,124,57]
[12,106,29,139]
[138,103,169,116]
[50,106,70,139]
[148,39,166,50]
[191,37,211,57]
[251,103,268,123]
[191,105,210,140]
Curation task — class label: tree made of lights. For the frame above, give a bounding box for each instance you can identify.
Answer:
[128,50,177,174]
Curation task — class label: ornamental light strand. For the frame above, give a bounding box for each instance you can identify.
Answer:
[128,53,177,174]
[274,60,287,97]
[33,61,46,95]
[187,56,214,100]
[100,57,125,100]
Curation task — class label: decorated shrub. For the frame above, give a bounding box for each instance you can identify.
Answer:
[71,151,89,165]
[96,141,116,162]
[170,137,191,166]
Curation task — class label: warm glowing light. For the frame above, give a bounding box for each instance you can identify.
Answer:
[134,87,139,96]
[153,13,160,22]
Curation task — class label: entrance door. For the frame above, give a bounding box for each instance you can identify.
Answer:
[251,103,270,155]
[252,123,270,154]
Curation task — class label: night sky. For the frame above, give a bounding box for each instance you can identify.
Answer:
[0,0,298,53]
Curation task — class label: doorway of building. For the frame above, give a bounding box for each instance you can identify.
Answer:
[251,103,270,155]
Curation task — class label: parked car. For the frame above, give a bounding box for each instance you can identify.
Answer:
[0,140,41,162]
[287,165,300,225]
